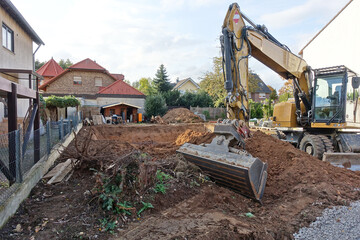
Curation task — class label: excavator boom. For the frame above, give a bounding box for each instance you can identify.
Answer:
[178,2,360,201]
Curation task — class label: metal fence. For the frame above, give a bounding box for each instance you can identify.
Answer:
[0,112,81,199]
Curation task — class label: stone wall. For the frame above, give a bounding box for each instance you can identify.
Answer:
[45,71,115,95]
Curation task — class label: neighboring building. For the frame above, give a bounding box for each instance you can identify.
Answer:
[248,73,271,102]
[101,102,141,123]
[39,58,145,119]
[173,77,200,93]
[0,0,44,126]
[36,58,63,85]
[0,0,44,177]
[299,0,359,74]
[39,58,118,95]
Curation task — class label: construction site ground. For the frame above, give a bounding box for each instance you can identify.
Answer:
[1,123,360,240]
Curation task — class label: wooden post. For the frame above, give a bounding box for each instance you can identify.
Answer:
[8,83,17,180]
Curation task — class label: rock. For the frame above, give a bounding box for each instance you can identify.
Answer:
[14,224,22,233]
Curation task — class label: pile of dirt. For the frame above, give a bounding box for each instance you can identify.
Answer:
[245,131,360,205]
[2,126,360,240]
[162,108,204,123]
[175,129,215,146]
[91,124,210,157]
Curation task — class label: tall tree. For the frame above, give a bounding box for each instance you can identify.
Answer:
[35,59,46,71]
[137,77,155,96]
[153,64,172,94]
[265,85,278,118]
[58,58,73,69]
[199,57,227,107]
[278,79,293,102]
[132,81,140,89]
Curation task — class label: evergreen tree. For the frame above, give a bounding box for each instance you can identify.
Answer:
[153,64,172,94]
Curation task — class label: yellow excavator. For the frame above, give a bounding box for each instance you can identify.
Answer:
[178,3,360,201]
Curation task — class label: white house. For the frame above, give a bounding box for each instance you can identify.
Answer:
[299,0,360,74]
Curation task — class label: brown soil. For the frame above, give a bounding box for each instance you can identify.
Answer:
[1,126,360,240]
[175,129,215,146]
[162,108,204,123]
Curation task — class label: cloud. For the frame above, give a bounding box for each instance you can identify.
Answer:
[259,0,350,30]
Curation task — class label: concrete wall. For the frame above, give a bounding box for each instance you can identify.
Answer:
[0,6,33,71]
[0,124,82,228]
[301,1,360,74]
[45,71,115,95]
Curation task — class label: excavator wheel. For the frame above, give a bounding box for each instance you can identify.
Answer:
[299,135,325,159]
[318,135,334,153]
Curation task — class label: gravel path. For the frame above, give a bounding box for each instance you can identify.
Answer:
[294,201,360,240]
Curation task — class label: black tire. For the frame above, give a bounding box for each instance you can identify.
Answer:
[299,135,325,159]
[318,135,334,153]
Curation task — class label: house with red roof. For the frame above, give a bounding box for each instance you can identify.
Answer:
[38,58,145,121]
[36,58,63,85]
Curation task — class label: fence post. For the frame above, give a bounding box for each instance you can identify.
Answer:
[15,129,22,183]
[68,117,71,134]
[60,118,64,140]
[46,121,51,154]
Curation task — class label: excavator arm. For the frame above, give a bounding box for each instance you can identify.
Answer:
[221,3,312,125]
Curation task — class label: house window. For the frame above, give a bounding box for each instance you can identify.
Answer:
[109,109,115,115]
[73,76,82,85]
[95,77,102,86]
[259,93,266,98]
[2,23,14,52]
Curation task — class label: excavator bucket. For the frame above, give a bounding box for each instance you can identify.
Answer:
[323,133,360,171]
[323,153,360,171]
[177,123,268,201]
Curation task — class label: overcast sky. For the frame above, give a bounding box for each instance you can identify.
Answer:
[12,0,350,90]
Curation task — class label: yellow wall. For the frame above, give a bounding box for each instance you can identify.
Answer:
[0,6,33,70]
[177,80,199,92]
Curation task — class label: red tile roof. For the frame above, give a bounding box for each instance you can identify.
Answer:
[98,79,145,96]
[39,58,111,90]
[69,58,106,70]
[111,73,125,81]
[36,58,63,77]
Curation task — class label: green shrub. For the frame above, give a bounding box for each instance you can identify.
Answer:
[203,110,210,119]
[45,95,80,108]
[145,94,167,117]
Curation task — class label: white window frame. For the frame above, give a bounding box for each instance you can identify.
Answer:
[259,93,266,98]
[2,23,14,52]
[95,77,102,86]
[73,76,82,85]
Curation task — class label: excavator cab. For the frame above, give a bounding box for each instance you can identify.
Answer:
[312,66,357,124]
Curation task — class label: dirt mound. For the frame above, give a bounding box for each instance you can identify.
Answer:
[162,108,204,123]
[246,131,360,203]
[3,126,360,240]
[175,129,215,146]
